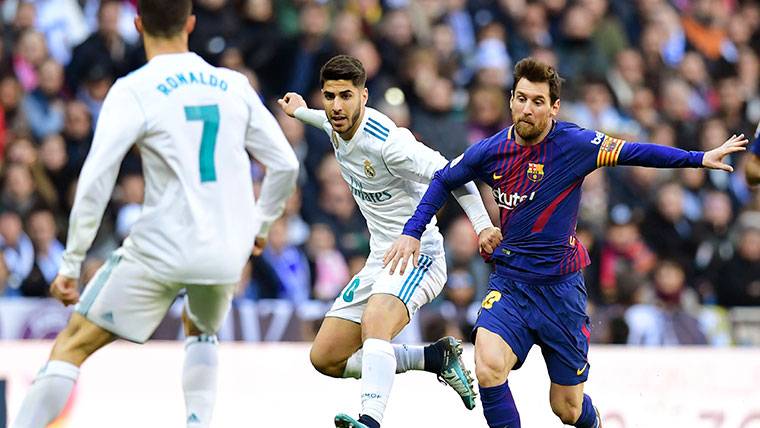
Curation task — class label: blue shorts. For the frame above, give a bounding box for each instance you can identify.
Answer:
[473,271,591,386]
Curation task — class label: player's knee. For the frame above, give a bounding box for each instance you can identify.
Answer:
[551,398,582,425]
[309,346,343,378]
[474,352,508,387]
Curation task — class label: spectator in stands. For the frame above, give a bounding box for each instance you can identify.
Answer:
[5,137,58,210]
[641,182,699,272]
[410,76,468,159]
[1,163,41,216]
[0,209,33,295]
[22,58,64,140]
[0,75,30,141]
[274,2,333,96]
[562,77,641,138]
[282,189,309,248]
[314,156,369,257]
[66,0,134,94]
[19,207,62,297]
[262,217,310,304]
[716,214,760,307]
[38,134,72,208]
[606,48,645,111]
[235,0,281,99]
[377,8,417,78]
[472,24,511,90]
[13,30,48,91]
[307,223,349,301]
[331,11,364,56]
[189,0,238,66]
[467,85,509,145]
[694,191,734,301]
[556,4,608,84]
[625,260,707,345]
[599,206,656,304]
[62,100,92,171]
[443,215,491,302]
[32,0,89,64]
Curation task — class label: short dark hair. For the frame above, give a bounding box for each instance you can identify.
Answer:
[137,0,192,38]
[320,55,366,88]
[512,57,563,103]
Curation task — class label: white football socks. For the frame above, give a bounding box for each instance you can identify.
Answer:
[360,339,396,424]
[11,360,79,428]
[343,343,425,379]
[183,335,219,428]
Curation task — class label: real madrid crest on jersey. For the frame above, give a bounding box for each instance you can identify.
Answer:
[364,160,376,178]
[527,162,544,182]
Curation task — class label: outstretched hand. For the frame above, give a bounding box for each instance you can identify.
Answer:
[277,92,307,118]
[383,235,421,275]
[703,134,749,172]
[49,275,80,306]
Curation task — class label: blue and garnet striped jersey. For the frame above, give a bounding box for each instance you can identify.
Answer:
[402,120,704,283]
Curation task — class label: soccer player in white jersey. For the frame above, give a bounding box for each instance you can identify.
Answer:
[11,1,299,427]
[279,55,502,428]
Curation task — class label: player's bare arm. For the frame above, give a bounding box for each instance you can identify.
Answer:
[277,92,307,117]
[701,133,749,172]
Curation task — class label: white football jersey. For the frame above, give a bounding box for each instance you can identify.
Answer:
[60,52,299,284]
[297,107,458,256]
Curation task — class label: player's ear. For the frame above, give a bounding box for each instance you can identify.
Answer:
[185,15,197,35]
[134,16,143,35]
[362,87,368,104]
[508,90,514,110]
[551,98,560,117]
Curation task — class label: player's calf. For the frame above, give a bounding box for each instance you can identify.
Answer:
[50,313,115,365]
[550,390,599,428]
[12,314,113,428]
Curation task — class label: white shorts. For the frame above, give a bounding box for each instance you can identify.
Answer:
[326,253,446,323]
[74,249,235,343]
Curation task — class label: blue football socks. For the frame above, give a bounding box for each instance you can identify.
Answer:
[479,381,521,428]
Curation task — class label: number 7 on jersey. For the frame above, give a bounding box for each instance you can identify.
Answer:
[184,104,220,183]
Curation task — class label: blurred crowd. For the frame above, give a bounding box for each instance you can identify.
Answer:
[0,0,759,346]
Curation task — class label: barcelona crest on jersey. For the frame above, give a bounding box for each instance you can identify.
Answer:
[527,162,544,182]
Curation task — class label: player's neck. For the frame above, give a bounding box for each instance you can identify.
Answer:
[143,34,190,61]
[514,119,554,147]
[337,107,365,141]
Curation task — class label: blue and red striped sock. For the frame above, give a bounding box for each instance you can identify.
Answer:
[479,381,520,428]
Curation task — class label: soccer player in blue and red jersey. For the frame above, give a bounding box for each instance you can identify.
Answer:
[745,121,760,185]
[383,58,748,428]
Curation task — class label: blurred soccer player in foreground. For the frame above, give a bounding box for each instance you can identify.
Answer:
[11,1,298,427]
[279,55,500,428]
[386,57,747,428]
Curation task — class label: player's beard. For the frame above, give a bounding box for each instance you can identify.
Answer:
[330,106,362,135]
[513,115,549,142]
